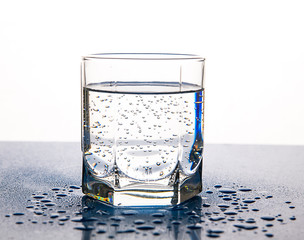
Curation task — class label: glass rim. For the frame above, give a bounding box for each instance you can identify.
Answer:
[82,53,205,61]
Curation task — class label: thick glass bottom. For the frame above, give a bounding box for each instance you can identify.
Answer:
[82,160,202,206]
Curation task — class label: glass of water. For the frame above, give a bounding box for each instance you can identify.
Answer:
[81,53,205,206]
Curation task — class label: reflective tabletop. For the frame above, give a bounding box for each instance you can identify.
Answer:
[0,142,303,239]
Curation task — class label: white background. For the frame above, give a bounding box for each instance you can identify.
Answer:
[0,0,304,145]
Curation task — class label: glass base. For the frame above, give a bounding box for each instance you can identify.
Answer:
[82,160,202,206]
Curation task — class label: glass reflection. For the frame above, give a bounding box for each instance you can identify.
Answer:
[79,196,203,240]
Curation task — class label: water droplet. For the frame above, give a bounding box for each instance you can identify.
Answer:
[206,233,220,238]
[245,219,256,224]
[214,185,222,188]
[15,221,24,224]
[50,213,59,219]
[134,219,145,225]
[83,217,98,222]
[110,216,124,221]
[71,217,83,222]
[187,224,202,229]
[234,224,258,230]
[265,233,274,238]
[219,189,236,194]
[121,210,138,215]
[242,199,255,204]
[209,217,225,222]
[238,188,252,192]
[33,195,45,199]
[207,229,224,234]
[186,211,197,216]
[217,204,229,208]
[152,212,164,217]
[74,226,95,231]
[222,197,232,201]
[97,222,106,225]
[261,216,275,221]
[13,213,24,216]
[45,203,56,207]
[59,216,70,222]
[56,194,67,197]
[136,225,155,230]
[117,229,136,233]
[34,211,43,215]
[224,211,238,216]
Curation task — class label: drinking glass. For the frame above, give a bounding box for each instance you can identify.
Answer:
[81,53,205,206]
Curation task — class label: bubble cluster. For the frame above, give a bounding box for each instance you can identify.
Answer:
[83,84,204,181]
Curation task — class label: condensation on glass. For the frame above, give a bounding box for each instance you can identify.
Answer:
[81,53,205,206]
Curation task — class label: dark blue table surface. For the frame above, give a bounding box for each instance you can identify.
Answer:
[0,142,303,239]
